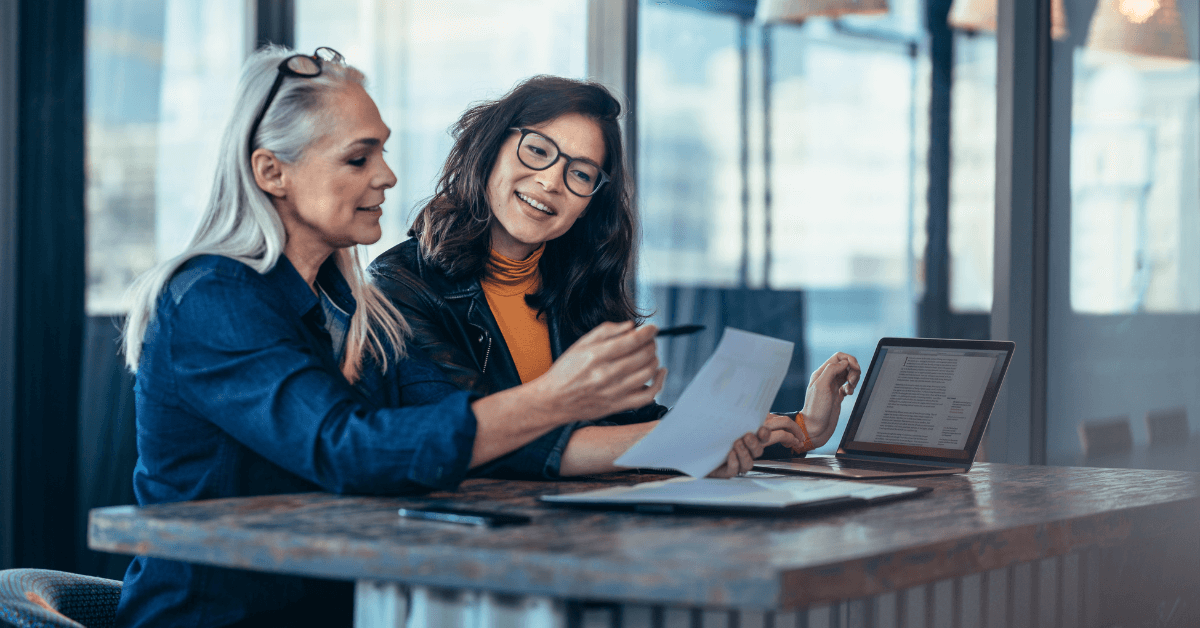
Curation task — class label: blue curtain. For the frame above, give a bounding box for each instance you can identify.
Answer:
[75,316,138,580]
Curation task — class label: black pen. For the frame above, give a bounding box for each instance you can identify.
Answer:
[656,324,705,337]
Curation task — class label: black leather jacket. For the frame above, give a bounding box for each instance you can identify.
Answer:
[368,239,667,475]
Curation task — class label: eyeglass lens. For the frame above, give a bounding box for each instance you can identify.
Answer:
[518,132,602,196]
[285,55,322,75]
[284,48,343,76]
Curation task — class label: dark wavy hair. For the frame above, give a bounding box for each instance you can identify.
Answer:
[409,75,641,339]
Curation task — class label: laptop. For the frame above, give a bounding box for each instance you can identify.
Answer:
[755,337,1015,479]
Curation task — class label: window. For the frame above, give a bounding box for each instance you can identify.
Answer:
[86,0,246,314]
[638,0,933,450]
[1069,50,1200,314]
[1045,0,1200,464]
[949,33,997,313]
[638,7,743,286]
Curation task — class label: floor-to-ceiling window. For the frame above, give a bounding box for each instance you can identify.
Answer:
[87,0,246,313]
[637,0,999,450]
[1045,0,1200,466]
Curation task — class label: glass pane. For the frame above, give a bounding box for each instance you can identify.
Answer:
[1046,0,1200,468]
[294,0,589,264]
[637,5,742,287]
[1069,50,1200,314]
[86,0,246,314]
[768,28,923,294]
[949,33,996,313]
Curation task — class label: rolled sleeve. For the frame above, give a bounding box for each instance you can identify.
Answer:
[599,402,669,426]
[469,420,593,480]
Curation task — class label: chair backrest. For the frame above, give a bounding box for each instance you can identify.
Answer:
[1145,407,1190,446]
[1078,416,1133,457]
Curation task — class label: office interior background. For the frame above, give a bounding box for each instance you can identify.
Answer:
[1,0,1197,578]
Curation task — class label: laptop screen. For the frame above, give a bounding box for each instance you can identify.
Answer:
[837,338,1014,463]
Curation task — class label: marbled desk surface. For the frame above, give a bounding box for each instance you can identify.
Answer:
[88,463,1200,609]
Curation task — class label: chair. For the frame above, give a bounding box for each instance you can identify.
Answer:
[1144,407,1190,446]
[0,570,120,628]
[1078,416,1133,457]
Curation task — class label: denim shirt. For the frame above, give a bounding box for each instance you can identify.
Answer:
[116,254,480,628]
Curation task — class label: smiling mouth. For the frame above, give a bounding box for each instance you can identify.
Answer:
[357,204,382,212]
[516,192,555,216]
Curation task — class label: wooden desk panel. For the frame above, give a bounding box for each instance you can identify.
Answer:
[89,463,1200,613]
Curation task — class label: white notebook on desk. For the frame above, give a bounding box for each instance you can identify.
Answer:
[541,476,930,514]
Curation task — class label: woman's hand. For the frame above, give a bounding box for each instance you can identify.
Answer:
[705,411,824,478]
[529,321,666,424]
[760,413,808,449]
[707,425,773,478]
[800,352,861,447]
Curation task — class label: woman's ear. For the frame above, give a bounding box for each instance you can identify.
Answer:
[251,148,286,198]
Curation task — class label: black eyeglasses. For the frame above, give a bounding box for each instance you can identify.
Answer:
[509,128,610,197]
[247,47,345,156]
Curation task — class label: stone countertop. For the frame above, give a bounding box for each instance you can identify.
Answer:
[88,463,1200,609]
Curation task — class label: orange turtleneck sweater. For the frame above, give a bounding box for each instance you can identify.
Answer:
[481,245,553,384]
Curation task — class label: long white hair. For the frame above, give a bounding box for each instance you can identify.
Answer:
[123,45,409,382]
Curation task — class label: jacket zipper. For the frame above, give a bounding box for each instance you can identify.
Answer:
[481,335,492,374]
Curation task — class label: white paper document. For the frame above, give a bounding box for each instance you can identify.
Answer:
[614,328,793,477]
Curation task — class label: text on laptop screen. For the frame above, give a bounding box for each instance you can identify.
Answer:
[849,347,1008,452]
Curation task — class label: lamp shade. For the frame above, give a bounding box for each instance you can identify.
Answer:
[947,0,1070,40]
[757,0,888,22]
[1086,0,1191,60]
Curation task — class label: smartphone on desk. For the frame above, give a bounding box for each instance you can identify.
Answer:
[397,506,532,528]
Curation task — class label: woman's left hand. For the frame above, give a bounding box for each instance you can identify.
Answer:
[800,352,862,447]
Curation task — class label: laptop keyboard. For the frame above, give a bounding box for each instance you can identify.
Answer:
[799,457,950,473]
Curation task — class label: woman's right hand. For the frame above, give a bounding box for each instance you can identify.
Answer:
[530,321,666,423]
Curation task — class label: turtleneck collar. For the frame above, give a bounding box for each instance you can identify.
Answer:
[483,244,544,296]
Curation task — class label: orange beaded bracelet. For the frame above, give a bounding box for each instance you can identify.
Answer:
[793,411,815,453]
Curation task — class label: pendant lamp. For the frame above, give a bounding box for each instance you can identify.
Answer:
[757,0,889,22]
[1086,0,1191,61]
[946,0,1070,40]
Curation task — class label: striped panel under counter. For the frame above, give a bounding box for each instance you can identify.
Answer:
[357,549,1102,628]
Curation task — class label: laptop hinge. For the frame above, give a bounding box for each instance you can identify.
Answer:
[836,452,969,469]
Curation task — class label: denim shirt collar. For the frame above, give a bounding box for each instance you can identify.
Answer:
[316,257,357,318]
[267,255,357,366]
[265,255,357,321]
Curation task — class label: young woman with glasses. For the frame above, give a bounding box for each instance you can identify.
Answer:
[116,48,787,627]
[369,76,862,478]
